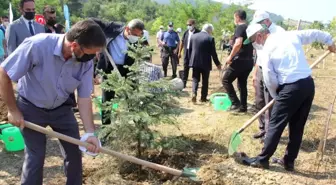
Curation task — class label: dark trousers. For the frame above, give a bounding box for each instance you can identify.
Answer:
[101,64,128,125]
[222,64,253,107]
[192,67,210,100]
[183,50,190,87]
[161,47,178,78]
[258,77,315,163]
[17,96,82,185]
[255,66,273,134]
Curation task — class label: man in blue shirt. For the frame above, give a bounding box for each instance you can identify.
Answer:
[161,22,180,78]
[0,20,106,185]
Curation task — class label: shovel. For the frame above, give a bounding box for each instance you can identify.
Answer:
[228,50,332,156]
[24,121,201,181]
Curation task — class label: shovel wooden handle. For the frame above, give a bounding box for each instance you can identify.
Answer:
[238,50,331,134]
[103,48,122,78]
[24,121,183,176]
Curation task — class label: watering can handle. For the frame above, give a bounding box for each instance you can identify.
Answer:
[237,50,331,134]
[209,93,228,102]
[24,121,184,177]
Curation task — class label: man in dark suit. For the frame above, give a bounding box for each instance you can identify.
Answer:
[178,19,200,88]
[92,18,147,125]
[6,0,45,55]
[189,24,222,103]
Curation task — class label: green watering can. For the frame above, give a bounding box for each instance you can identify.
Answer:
[0,123,25,152]
[209,93,231,111]
[94,96,118,116]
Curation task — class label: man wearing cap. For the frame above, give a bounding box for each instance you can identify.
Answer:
[156,25,165,47]
[161,22,180,78]
[241,24,335,170]
[222,10,254,112]
[178,19,200,87]
[251,10,285,140]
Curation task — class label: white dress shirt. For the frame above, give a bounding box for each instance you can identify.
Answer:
[261,29,333,98]
[187,30,195,49]
[22,16,35,34]
[109,32,128,65]
[256,23,285,66]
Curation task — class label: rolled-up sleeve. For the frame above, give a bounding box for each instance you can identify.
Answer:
[261,52,278,98]
[294,29,333,46]
[0,39,35,81]
[77,61,94,98]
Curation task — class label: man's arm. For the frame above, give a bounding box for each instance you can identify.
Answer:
[229,37,243,59]
[211,37,221,67]
[261,52,278,98]
[0,39,35,128]
[77,63,95,133]
[295,29,333,46]
[178,32,186,57]
[5,24,17,55]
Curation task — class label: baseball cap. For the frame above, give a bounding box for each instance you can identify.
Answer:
[252,10,270,24]
[159,25,164,29]
[168,22,174,26]
[176,28,182,33]
[243,24,266,45]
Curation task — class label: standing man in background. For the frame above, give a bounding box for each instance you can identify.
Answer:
[0,16,9,35]
[161,22,180,78]
[43,5,59,33]
[222,10,254,113]
[6,0,45,55]
[251,10,285,140]
[156,25,164,47]
[178,19,200,88]
[0,27,6,63]
[189,24,221,103]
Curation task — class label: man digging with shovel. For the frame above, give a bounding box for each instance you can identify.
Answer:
[240,24,336,170]
[0,20,105,185]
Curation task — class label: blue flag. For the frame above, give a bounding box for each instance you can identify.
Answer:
[63,4,70,32]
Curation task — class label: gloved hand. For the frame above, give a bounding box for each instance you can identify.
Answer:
[79,133,102,157]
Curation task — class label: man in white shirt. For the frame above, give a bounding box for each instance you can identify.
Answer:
[241,24,335,170]
[251,10,285,140]
[156,25,164,47]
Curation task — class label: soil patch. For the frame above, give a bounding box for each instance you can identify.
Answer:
[0,98,8,122]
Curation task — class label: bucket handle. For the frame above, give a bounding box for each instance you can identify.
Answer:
[210,93,228,102]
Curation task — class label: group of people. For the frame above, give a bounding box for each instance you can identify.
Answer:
[0,0,335,184]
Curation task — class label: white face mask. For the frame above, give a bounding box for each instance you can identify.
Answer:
[168,27,173,31]
[252,42,263,50]
[3,21,9,28]
[187,25,194,31]
[127,35,139,44]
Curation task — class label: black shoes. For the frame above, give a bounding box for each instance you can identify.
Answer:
[191,94,197,103]
[253,131,265,139]
[272,158,295,171]
[242,156,270,169]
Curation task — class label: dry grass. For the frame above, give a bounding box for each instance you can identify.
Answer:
[1,37,336,184]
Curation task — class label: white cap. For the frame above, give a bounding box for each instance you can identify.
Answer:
[159,25,164,29]
[243,24,264,45]
[252,10,270,23]
[176,28,182,33]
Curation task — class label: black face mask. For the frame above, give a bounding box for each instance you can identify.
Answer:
[72,52,96,62]
[24,11,35,20]
[46,19,56,26]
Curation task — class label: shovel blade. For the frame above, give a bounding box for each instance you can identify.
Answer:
[182,167,201,181]
[228,131,242,156]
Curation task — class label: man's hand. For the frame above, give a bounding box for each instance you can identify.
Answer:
[225,56,233,65]
[252,74,257,89]
[86,136,100,154]
[328,43,336,53]
[93,75,101,85]
[8,109,25,129]
[173,49,178,54]
[178,53,182,59]
[217,64,222,70]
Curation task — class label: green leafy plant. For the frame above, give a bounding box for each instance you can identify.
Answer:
[97,39,182,157]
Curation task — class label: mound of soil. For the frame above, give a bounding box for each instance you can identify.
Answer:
[0,98,8,121]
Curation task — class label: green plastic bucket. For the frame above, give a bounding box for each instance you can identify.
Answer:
[209,93,231,111]
[0,124,25,152]
[94,96,118,116]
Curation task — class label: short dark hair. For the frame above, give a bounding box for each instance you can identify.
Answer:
[20,0,35,9]
[43,5,56,15]
[66,19,106,48]
[234,9,247,21]
[187,19,196,24]
[1,16,8,19]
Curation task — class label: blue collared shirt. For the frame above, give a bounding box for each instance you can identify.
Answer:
[109,33,128,65]
[162,31,180,47]
[261,29,333,98]
[1,33,93,109]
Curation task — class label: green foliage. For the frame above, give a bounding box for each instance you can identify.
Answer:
[98,39,182,157]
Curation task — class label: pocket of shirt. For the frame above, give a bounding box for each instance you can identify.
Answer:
[63,76,80,94]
